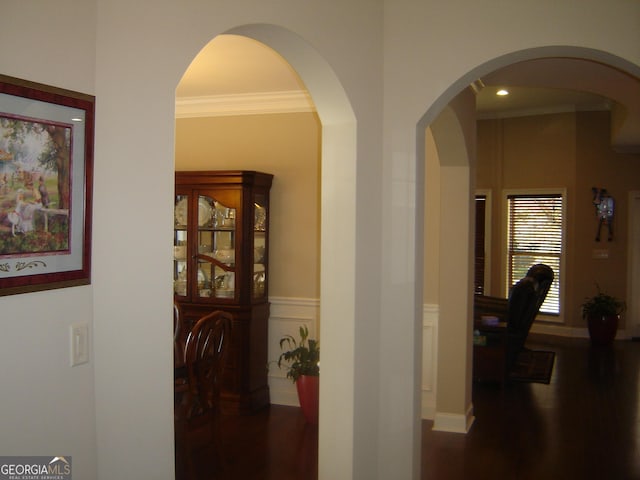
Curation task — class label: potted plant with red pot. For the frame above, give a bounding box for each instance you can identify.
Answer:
[278,325,320,424]
[581,286,625,346]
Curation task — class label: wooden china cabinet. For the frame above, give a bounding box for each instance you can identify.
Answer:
[174,170,273,414]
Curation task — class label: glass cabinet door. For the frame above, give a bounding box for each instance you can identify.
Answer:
[173,194,188,297]
[196,194,236,300]
[175,172,271,307]
[252,193,267,299]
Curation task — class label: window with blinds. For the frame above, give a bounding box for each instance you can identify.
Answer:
[507,193,563,315]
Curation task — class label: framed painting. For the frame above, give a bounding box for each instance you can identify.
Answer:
[0,74,94,296]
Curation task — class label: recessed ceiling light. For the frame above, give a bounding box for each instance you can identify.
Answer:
[71,117,83,122]
[496,89,509,96]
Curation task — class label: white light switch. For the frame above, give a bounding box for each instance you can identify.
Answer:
[70,323,89,367]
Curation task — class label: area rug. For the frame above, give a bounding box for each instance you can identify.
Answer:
[508,349,556,384]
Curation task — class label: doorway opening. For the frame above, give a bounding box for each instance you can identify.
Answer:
[173,24,357,479]
[421,48,640,436]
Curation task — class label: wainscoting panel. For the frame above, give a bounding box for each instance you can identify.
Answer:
[268,297,320,407]
[267,298,440,418]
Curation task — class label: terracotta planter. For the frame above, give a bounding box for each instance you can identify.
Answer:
[587,314,619,346]
[296,375,319,424]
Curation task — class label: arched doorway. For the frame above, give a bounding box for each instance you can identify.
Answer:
[419,47,640,438]
[174,24,358,479]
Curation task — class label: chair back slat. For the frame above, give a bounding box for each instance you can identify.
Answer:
[183,310,232,417]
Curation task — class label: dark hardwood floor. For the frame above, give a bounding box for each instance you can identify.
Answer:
[187,335,640,479]
[185,402,318,480]
[424,335,640,480]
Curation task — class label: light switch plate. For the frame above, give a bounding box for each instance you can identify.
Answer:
[70,323,89,367]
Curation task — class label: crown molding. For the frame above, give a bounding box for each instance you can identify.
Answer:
[175,90,316,118]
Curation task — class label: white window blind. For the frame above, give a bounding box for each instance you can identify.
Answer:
[507,194,562,315]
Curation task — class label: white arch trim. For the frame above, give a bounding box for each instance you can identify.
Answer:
[226,24,359,480]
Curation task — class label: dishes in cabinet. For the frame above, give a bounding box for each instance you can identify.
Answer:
[174,245,186,260]
[253,271,265,295]
[213,270,235,298]
[198,244,213,255]
[253,246,265,263]
[213,204,236,228]
[214,272,234,289]
[198,198,213,227]
[214,249,235,265]
[174,280,187,296]
[197,268,207,289]
[174,198,187,226]
[254,204,266,231]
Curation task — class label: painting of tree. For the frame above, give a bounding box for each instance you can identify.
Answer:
[0,115,71,254]
[43,124,71,209]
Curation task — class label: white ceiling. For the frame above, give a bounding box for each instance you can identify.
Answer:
[176,34,640,152]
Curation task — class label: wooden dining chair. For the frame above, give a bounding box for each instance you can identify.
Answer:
[174,310,232,480]
[173,301,185,368]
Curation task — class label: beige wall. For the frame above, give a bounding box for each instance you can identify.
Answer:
[575,111,640,327]
[175,112,321,299]
[477,111,640,329]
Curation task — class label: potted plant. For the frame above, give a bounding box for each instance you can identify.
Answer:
[581,286,625,346]
[278,325,320,424]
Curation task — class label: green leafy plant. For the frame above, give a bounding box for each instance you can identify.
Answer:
[581,286,625,318]
[277,325,319,383]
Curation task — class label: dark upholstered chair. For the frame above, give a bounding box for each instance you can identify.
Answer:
[525,263,554,315]
[474,264,554,381]
[507,264,554,364]
[174,310,232,480]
